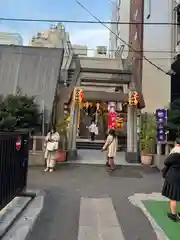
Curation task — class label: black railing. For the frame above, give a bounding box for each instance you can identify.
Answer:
[0,131,29,211]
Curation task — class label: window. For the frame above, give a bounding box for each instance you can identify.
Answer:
[133,8,138,21]
[134,32,137,40]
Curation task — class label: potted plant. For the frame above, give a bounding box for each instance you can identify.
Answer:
[140,113,156,165]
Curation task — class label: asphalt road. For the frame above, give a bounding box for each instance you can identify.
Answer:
[27,164,163,240]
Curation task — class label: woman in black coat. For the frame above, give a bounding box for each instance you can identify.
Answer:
[162,138,180,221]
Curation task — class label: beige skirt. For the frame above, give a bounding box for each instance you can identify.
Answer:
[44,149,58,168]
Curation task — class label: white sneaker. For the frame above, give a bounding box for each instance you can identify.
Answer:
[49,169,54,173]
[44,168,49,172]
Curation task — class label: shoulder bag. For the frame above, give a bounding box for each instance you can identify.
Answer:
[46,141,58,151]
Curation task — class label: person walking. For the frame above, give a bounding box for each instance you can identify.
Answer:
[44,126,60,173]
[88,121,98,141]
[101,129,117,171]
[162,138,180,221]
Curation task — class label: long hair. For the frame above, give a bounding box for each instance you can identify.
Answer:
[49,125,56,134]
[108,129,116,138]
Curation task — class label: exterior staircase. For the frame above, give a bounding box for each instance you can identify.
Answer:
[67,69,75,86]
[76,139,125,151]
[79,110,106,140]
[76,139,104,150]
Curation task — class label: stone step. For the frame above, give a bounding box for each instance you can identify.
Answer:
[76,141,104,150]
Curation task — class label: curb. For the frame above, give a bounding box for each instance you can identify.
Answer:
[2,190,45,240]
[128,193,168,240]
[0,197,32,239]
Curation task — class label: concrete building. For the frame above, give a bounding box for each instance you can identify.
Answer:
[72,44,88,56]
[29,23,69,48]
[29,23,75,86]
[170,0,180,103]
[0,32,23,45]
[0,45,64,127]
[109,0,171,112]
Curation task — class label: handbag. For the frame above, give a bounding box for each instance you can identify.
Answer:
[46,141,58,151]
[95,126,99,135]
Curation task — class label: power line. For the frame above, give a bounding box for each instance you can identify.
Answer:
[75,0,168,75]
[0,17,178,25]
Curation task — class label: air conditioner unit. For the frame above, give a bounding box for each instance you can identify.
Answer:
[97,46,107,55]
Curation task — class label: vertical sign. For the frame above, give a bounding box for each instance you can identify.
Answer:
[108,112,117,129]
[156,109,167,143]
[108,102,117,129]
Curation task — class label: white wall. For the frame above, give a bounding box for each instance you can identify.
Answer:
[142,52,171,112]
[119,0,172,112]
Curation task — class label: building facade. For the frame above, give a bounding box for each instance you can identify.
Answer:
[0,32,23,45]
[109,0,122,58]
[171,0,180,103]
[128,0,144,90]
[109,0,171,112]
[29,23,71,55]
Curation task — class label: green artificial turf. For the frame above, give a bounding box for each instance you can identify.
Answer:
[143,200,180,240]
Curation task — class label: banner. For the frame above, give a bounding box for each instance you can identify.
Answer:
[155,109,167,143]
[108,112,117,129]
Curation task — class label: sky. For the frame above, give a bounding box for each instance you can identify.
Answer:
[0,0,111,51]
[0,0,172,56]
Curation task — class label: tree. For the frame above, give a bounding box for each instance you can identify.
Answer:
[0,94,40,131]
[166,98,180,141]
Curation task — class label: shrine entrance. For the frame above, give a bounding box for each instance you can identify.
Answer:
[77,99,127,149]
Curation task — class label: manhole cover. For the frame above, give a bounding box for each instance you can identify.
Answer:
[107,166,143,178]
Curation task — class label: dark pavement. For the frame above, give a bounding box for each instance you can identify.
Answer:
[27,164,162,240]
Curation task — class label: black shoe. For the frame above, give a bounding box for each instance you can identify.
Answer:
[167,213,178,221]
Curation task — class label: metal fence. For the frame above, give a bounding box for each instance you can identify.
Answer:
[0,131,29,211]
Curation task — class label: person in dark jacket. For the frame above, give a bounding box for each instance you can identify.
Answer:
[162,138,180,221]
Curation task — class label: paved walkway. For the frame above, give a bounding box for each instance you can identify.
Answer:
[76,150,140,166]
[27,164,162,240]
[78,198,125,240]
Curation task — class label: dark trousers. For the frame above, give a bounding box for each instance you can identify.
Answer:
[90,132,95,141]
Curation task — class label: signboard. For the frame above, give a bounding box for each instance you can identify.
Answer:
[108,102,116,113]
[108,112,117,129]
[16,136,22,151]
[155,109,167,143]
